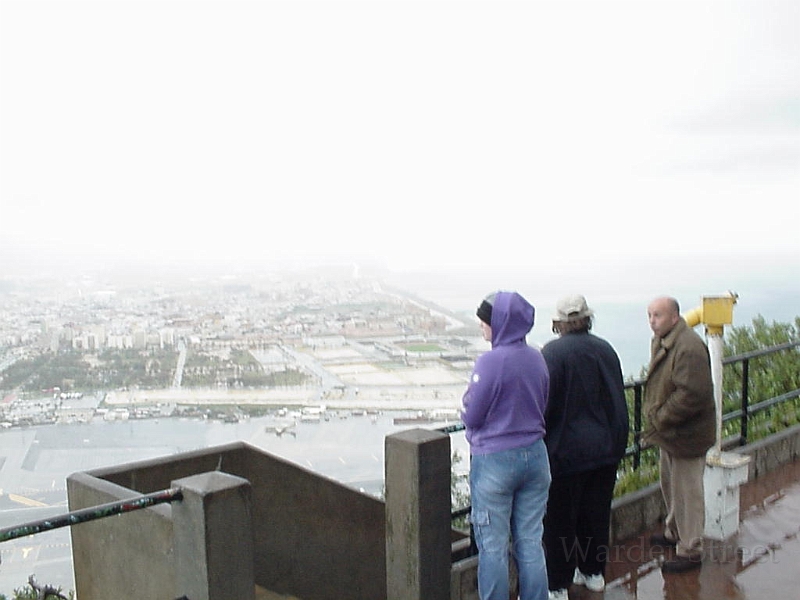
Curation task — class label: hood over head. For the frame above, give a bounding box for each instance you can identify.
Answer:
[488,291,535,346]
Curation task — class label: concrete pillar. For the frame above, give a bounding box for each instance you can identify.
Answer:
[704,332,751,540]
[385,428,451,600]
[172,471,255,600]
[708,333,725,453]
[704,451,750,540]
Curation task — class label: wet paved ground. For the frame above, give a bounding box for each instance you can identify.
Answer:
[587,458,800,600]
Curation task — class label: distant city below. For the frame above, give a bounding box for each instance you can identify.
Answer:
[0,271,484,426]
[2,263,798,400]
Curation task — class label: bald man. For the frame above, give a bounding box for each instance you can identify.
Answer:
[644,296,715,573]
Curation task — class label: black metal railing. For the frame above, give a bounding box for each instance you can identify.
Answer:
[623,340,800,468]
[0,487,183,544]
[723,341,800,447]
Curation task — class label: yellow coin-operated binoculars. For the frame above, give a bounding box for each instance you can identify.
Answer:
[684,292,751,541]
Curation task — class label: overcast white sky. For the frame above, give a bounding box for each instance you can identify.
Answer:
[1,0,798,281]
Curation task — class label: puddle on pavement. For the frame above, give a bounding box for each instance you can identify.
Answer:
[592,458,800,600]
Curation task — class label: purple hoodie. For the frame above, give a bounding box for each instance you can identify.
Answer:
[461,291,549,455]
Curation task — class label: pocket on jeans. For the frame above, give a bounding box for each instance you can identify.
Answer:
[471,509,494,550]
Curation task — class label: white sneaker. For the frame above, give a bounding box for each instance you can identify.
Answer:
[548,589,568,600]
[573,568,605,592]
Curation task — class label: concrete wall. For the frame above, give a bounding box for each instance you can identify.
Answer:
[67,442,386,600]
[68,472,175,599]
[741,423,800,479]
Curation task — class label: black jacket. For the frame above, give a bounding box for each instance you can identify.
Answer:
[542,331,629,477]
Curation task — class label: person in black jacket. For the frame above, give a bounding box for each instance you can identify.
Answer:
[541,295,629,600]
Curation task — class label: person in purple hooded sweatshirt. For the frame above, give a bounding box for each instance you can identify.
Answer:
[461,291,551,600]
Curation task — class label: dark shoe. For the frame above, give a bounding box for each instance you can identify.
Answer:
[661,554,702,573]
[650,532,678,547]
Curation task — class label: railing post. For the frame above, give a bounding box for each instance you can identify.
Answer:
[171,471,255,600]
[740,358,750,445]
[633,383,643,470]
[385,428,451,600]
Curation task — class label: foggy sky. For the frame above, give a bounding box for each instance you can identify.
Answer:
[1,0,799,284]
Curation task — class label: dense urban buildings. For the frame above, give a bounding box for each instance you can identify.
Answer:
[1,269,483,426]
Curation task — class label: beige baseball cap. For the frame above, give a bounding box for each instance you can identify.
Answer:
[552,294,594,322]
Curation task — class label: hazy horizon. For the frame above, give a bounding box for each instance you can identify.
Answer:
[2,252,797,379]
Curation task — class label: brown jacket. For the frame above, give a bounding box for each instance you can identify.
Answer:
[643,318,716,458]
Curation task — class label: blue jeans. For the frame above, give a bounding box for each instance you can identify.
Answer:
[470,439,551,600]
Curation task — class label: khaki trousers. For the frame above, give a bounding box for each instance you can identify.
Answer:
[659,450,705,557]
